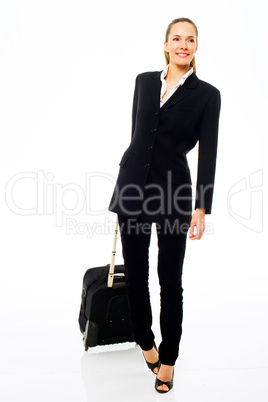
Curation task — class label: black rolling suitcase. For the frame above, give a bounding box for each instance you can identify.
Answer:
[78,215,136,350]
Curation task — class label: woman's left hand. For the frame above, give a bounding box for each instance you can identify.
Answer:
[189,208,206,240]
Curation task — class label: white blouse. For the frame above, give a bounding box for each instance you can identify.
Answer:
[160,64,194,107]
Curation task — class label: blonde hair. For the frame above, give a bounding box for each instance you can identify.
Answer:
[164,17,198,74]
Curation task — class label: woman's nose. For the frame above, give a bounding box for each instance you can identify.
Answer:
[179,41,187,49]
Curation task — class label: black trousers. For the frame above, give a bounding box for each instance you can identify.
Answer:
[118,213,190,366]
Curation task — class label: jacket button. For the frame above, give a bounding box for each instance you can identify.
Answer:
[144,163,150,168]
[150,128,157,133]
[147,146,153,150]
[155,112,158,115]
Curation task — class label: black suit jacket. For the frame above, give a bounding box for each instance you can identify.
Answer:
[108,70,221,224]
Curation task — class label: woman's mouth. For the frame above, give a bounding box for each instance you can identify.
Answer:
[176,53,189,58]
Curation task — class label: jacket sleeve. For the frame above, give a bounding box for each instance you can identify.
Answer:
[131,74,140,139]
[194,88,221,214]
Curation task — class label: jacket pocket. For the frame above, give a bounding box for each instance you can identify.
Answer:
[176,105,200,114]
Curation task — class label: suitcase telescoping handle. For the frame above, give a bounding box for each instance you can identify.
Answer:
[107,215,119,288]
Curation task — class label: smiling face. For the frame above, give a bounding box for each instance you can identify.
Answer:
[164,21,198,68]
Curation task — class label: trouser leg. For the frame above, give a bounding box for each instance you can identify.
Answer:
[156,220,189,365]
[117,214,155,351]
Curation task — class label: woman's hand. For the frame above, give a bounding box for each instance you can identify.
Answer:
[189,208,206,240]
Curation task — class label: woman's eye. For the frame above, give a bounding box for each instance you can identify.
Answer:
[173,38,195,42]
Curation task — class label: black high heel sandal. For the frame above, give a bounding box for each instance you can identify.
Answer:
[155,362,174,393]
[141,341,159,374]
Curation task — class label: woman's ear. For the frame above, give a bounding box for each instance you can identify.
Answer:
[164,41,169,53]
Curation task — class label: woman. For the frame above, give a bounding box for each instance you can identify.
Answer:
[108,17,221,393]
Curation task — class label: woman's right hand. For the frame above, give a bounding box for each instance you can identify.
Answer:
[189,208,205,240]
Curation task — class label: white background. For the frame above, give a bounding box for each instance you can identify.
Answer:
[0,0,267,400]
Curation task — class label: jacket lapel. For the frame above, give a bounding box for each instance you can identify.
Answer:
[149,70,199,111]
